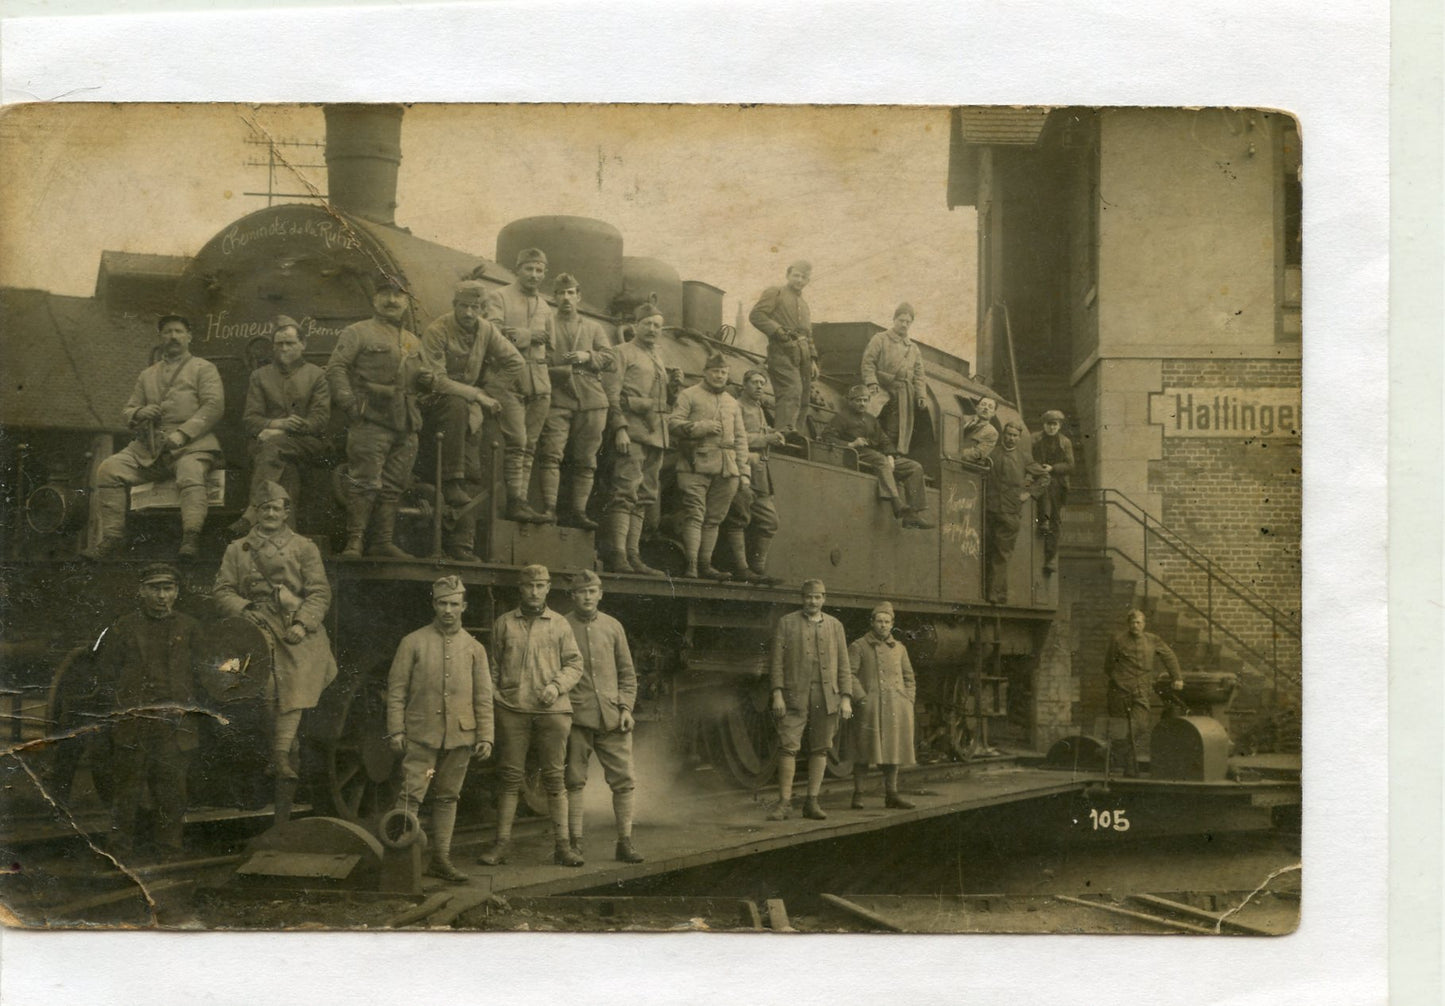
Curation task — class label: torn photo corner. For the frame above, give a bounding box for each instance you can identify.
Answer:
[0,102,1300,935]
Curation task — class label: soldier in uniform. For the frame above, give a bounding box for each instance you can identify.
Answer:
[822,385,936,529]
[861,302,929,454]
[419,280,526,560]
[985,420,1046,604]
[768,579,853,821]
[212,480,337,824]
[721,369,786,584]
[668,351,749,580]
[231,315,330,538]
[1103,609,1184,777]
[386,576,494,883]
[537,273,617,528]
[749,260,817,433]
[845,601,917,810]
[598,302,671,576]
[327,271,444,558]
[94,562,204,858]
[1031,409,1076,575]
[85,314,224,560]
[479,565,586,868]
[485,247,555,521]
[563,570,645,864]
[960,396,1000,464]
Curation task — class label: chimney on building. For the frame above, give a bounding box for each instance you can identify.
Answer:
[323,104,404,226]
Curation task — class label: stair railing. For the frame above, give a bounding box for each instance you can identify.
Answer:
[1073,487,1302,689]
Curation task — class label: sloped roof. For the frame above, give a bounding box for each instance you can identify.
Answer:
[947,106,1057,210]
[0,288,159,432]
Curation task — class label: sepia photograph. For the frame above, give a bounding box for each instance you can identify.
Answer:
[0,101,1302,936]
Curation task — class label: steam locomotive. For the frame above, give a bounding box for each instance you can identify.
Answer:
[1,106,1056,825]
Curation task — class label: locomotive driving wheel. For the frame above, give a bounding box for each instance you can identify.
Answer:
[315,672,398,822]
[706,681,778,789]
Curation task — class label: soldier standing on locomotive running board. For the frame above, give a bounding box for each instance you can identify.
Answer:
[485,247,555,523]
[861,302,929,455]
[668,350,750,580]
[230,315,331,539]
[419,280,525,561]
[538,273,617,529]
[94,562,205,859]
[1103,608,1184,778]
[845,601,918,811]
[984,420,1047,605]
[212,480,338,825]
[327,271,450,559]
[1031,409,1075,576]
[598,302,671,577]
[720,368,787,584]
[768,579,852,821]
[84,313,225,561]
[563,570,645,864]
[480,564,587,868]
[386,575,495,883]
[749,260,817,434]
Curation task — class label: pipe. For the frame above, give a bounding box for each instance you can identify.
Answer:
[324,104,404,226]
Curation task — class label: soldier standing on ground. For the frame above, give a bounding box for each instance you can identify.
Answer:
[721,369,786,584]
[768,579,853,821]
[668,351,749,580]
[94,563,204,859]
[85,314,224,560]
[419,280,525,561]
[845,602,917,811]
[862,302,929,454]
[749,261,817,434]
[1103,608,1184,777]
[213,481,337,825]
[538,274,616,528]
[563,570,645,864]
[485,248,555,522]
[231,315,330,538]
[385,575,494,883]
[480,564,586,868]
[598,302,671,576]
[1031,409,1075,575]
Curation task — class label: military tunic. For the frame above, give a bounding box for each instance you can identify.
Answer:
[749,285,815,431]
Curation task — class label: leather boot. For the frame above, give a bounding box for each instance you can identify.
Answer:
[178,483,209,558]
[697,524,731,580]
[598,510,632,573]
[680,519,702,578]
[443,480,471,507]
[506,492,549,524]
[553,841,584,867]
[561,475,598,530]
[538,466,561,524]
[273,778,297,826]
[567,788,585,856]
[747,536,784,586]
[626,512,665,577]
[444,511,481,563]
[884,789,917,810]
[615,837,644,863]
[802,796,828,820]
[902,508,936,530]
[340,494,374,558]
[177,531,202,560]
[550,791,583,866]
[424,802,470,884]
[725,528,754,580]
[477,838,510,866]
[366,499,412,558]
[84,486,130,560]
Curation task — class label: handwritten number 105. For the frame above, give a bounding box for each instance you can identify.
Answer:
[1088,808,1130,832]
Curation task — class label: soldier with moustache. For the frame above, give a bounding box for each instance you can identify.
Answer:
[749,260,817,434]
[668,351,750,580]
[720,369,787,584]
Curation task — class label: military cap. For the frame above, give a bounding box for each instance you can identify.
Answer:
[453,280,489,304]
[518,563,551,584]
[704,350,728,370]
[553,272,580,293]
[251,480,291,505]
[848,384,872,398]
[157,313,192,332]
[272,314,302,337]
[432,575,466,600]
[893,302,916,320]
[871,601,895,617]
[371,270,406,293]
[1041,409,1066,423]
[633,301,663,324]
[515,247,548,269]
[570,569,603,591]
[1003,420,1024,433]
[787,260,812,277]
[801,578,826,593]
[139,562,180,586]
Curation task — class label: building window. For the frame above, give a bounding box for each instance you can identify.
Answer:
[1276,115,1302,341]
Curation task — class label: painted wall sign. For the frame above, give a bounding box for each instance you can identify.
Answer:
[1148,387,1301,438]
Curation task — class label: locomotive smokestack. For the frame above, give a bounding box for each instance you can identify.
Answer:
[323,104,404,226]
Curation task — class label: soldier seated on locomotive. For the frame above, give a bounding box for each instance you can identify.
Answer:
[213,480,338,826]
[94,562,205,859]
[821,385,936,530]
[485,247,555,524]
[84,313,224,561]
[386,575,494,884]
[229,315,330,539]
[419,279,524,562]
[749,260,817,435]
[960,396,1000,464]
[538,273,617,529]
[597,301,671,577]
[720,368,786,584]
[668,350,750,580]
[327,270,450,559]
[861,302,929,455]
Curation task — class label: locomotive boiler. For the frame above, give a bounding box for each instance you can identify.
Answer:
[2,105,1057,826]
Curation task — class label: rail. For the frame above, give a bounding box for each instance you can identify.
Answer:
[1078,487,1301,688]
